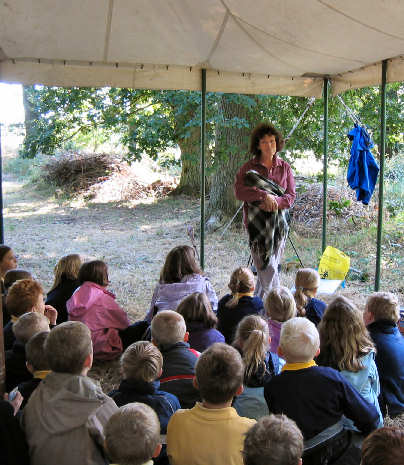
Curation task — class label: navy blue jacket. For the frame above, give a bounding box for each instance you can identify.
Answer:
[158,341,200,409]
[109,379,180,433]
[264,365,379,440]
[217,294,264,344]
[46,277,80,324]
[0,400,30,465]
[3,321,15,352]
[305,297,327,327]
[347,125,379,205]
[368,319,404,417]
[5,342,32,392]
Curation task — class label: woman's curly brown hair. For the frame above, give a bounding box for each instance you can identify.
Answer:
[249,122,285,157]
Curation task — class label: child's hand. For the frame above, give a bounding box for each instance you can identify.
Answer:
[44,305,58,325]
[4,391,23,415]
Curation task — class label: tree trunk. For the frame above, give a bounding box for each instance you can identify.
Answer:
[22,85,39,157]
[207,96,259,224]
[176,125,201,195]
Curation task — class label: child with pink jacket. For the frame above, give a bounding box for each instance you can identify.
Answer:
[67,260,141,360]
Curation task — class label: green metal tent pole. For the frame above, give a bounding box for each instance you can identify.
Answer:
[200,69,206,269]
[375,60,387,291]
[322,78,329,253]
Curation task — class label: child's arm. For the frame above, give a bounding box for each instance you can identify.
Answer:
[340,376,380,434]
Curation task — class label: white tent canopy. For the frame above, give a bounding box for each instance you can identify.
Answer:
[0,0,403,96]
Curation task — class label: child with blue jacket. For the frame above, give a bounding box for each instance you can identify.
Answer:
[293,268,326,326]
[264,317,379,465]
[109,341,180,465]
[364,292,404,418]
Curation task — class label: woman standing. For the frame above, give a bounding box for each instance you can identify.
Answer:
[234,123,295,297]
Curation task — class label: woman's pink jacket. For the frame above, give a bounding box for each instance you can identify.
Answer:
[67,281,129,360]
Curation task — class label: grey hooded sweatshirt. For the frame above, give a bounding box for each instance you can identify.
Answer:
[22,371,118,465]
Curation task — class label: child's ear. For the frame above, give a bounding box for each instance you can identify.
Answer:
[158,368,163,378]
[192,377,199,390]
[151,338,158,347]
[26,361,35,375]
[83,352,93,370]
[183,331,189,343]
[315,347,320,358]
[235,384,244,397]
[277,346,283,358]
[268,335,272,345]
[152,443,162,459]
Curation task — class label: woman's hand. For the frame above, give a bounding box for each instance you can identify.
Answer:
[259,194,278,212]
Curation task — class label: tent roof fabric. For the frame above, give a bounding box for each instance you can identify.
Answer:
[0,0,403,96]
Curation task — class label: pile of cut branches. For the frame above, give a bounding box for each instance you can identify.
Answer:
[43,152,119,192]
[291,181,378,230]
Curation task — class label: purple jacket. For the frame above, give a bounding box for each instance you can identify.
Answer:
[268,319,282,353]
[187,321,225,352]
[67,282,130,360]
[146,274,218,323]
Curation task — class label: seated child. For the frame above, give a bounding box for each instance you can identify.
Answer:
[3,269,32,326]
[4,279,57,350]
[217,267,263,344]
[109,341,180,464]
[167,343,256,465]
[0,391,30,465]
[46,254,82,324]
[364,292,404,417]
[176,292,224,352]
[22,321,118,465]
[242,414,304,465]
[232,315,281,420]
[264,286,296,353]
[293,268,326,326]
[317,296,383,428]
[67,260,139,360]
[146,245,218,323]
[361,426,404,465]
[5,312,50,392]
[151,310,200,408]
[0,245,18,292]
[105,403,162,465]
[18,331,50,408]
[264,317,379,465]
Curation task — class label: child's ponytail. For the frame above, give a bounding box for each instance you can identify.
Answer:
[294,268,320,317]
[233,315,268,383]
[225,267,255,308]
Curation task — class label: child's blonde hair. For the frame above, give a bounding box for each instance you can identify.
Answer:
[12,312,50,344]
[294,268,320,316]
[233,315,269,383]
[264,287,296,322]
[226,267,255,308]
[317,296,374,372]
[366,292,400,323]
[49,254,82,292]
[105,403,161,465]
[279,317,319,363]
[121,341,163,382]
[176,292,217,329]
[151,310,186,347]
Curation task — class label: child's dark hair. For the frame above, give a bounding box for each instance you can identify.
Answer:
[0,245,12,262]
[195,343,244,404]
[4,269,33,291]
[78,260,109,287]
[160,245,202,284]
[176,292,217,329]
[361,427,404,465]
[226,267,255,308]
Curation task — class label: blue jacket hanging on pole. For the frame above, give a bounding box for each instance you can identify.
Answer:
[347,125,379,205]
